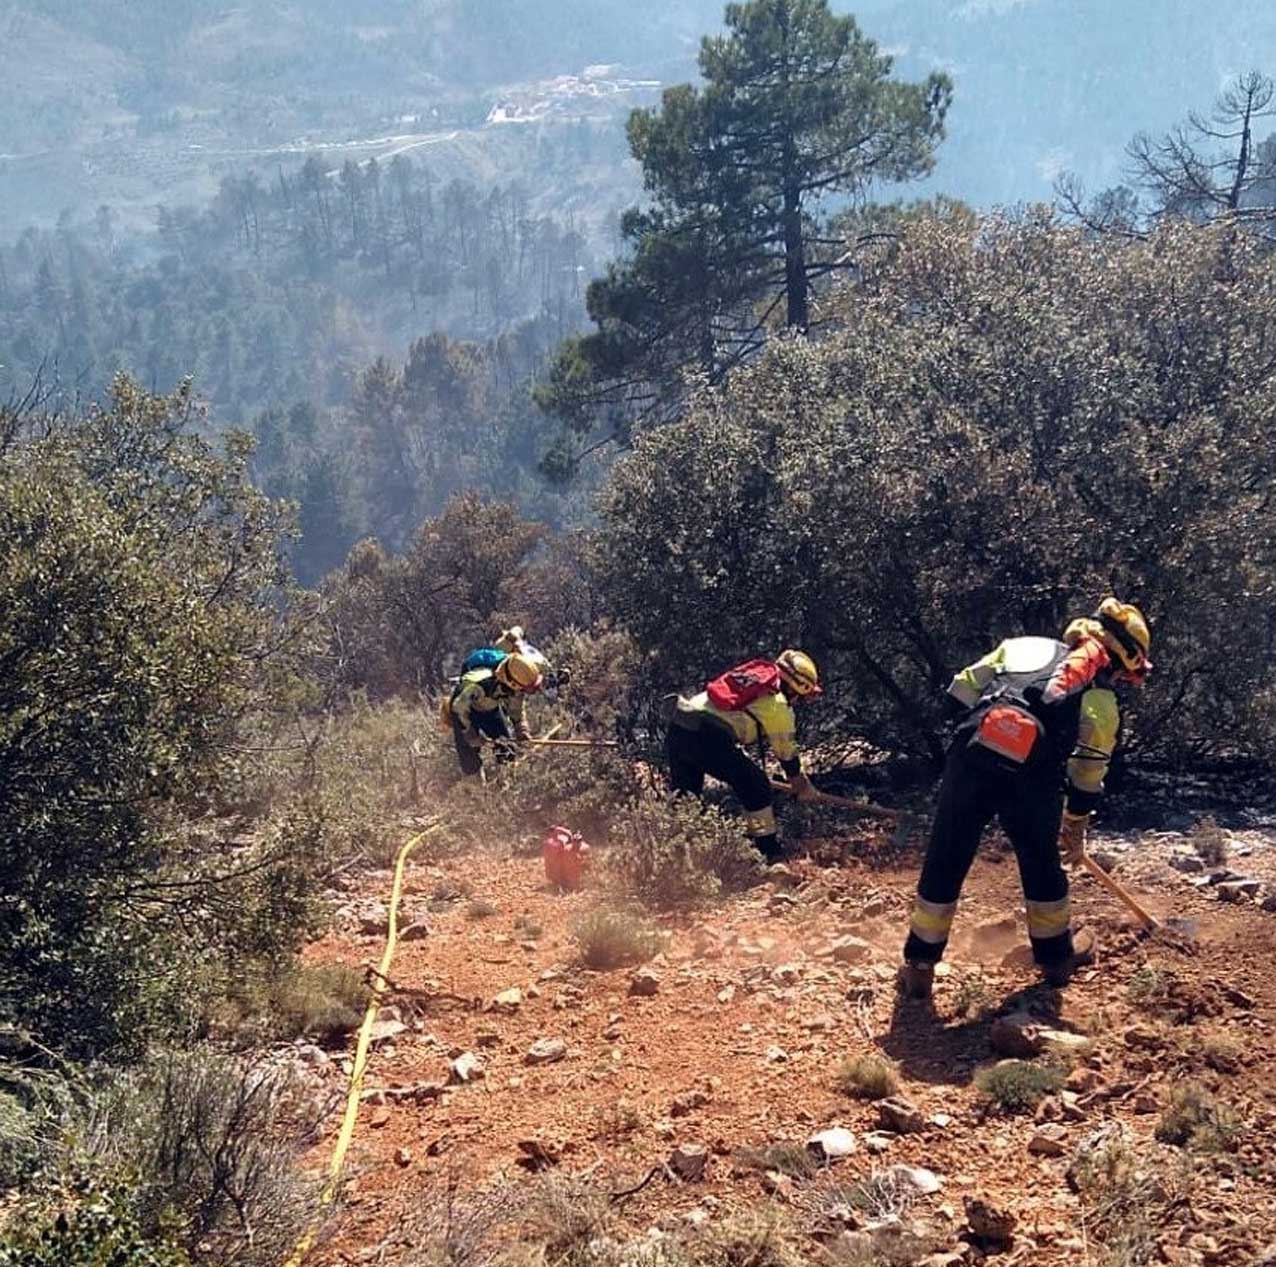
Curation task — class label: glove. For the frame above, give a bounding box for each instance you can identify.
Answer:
[514,722,532,744]
[789,773,820,804]
[1058,811,1088,866]
[462,728,485,750]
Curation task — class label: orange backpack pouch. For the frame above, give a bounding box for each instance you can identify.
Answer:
[975,704,1040,764]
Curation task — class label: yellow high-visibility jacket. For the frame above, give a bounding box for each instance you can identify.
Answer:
[947,636,1119,813]
[676,689,802,775]
[451,668,527,733]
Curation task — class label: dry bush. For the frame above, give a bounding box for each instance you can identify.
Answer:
[609,794,762,909]
[572,908,666,970]
[1070,1127,1195,1267]
[1189,816,1230,867]
[209,960,367,1046]
[397,1179,521,1267]
[1199,1032,1243,1074]
[684,1205,807,1267]
[1155,1084,1242,1153]
[466,898,499,921]
[974,1060,1066,1114]
[591,1099,645,1143]
[86,1047,319,1265]
[735,1142,820,1180]
[835,1054,899,1101]
[522,1175,615,1263]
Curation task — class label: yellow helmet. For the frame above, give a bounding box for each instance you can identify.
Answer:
[1093,597,1152,674]
[1064,598,1152,678]
[776,649,822,697]
[495,651,543,693]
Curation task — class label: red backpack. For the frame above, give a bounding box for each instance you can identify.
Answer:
[705,659,782,712]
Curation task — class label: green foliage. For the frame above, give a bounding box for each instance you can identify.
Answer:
[594,213,1276,765]
[540,0,950,461]
[835,1053,899,1101]
[0,1186,191,1267]
[609,795,762,909]
[0,377,311,1058]
[572,908,666,970]
[1155,1084,1242,1153]
[974,1059,1066,1114]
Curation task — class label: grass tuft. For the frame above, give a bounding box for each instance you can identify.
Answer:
[834,1053,899,1101]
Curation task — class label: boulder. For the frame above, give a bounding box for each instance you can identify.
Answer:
[888,1165,942,1195]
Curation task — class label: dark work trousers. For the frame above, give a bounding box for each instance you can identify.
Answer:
[903,744,1074,968]
[665,720,780,860]
[452,708,515,777]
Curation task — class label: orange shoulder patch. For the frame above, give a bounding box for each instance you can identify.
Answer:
[1042,638,1110,703]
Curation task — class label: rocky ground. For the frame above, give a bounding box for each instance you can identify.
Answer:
[293,819,1276,1267]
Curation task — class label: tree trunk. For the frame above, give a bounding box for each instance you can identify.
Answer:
[783,179,808,329]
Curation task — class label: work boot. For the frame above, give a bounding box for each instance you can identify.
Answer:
[897,961,935,1001]
[1040,928,1096,988]
[754,833,784,864]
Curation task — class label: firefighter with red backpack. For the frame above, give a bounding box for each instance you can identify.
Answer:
[665,650,822,862]
[898,598,1153,998]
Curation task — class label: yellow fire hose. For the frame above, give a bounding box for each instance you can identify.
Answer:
[279,816,441,1267]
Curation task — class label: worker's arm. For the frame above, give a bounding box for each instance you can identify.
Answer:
[1065,687,1119,814]
[946,642,1008,709]
[754,695,803,778]
[451,680,481,736]
[506,689,529,736]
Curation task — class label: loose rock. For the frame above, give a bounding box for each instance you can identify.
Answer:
[878,1096,925,1135]
[629,967,662,997]
[965,1196,1017,1248]
[670,1143,710,1182]
[493,988,523,1012]
[831,935,874,965]
[449,1052,485,1084]
[671,1089,710,1117]
[807,1127,857,1160]
[1028,1124,1069,1157]
[888,1165,942,1195]
[525,1038,568,1065]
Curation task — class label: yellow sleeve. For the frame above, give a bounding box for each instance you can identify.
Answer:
[752,693,800,768]
[451,679,481,731]
[1066,687,1119,814]
[948,642,1008,708]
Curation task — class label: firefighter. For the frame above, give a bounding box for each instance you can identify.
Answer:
[665,650,822,862]
[898,598,1153,997]
[450,651,543,778]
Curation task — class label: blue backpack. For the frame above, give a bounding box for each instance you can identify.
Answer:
[461,647,509,674]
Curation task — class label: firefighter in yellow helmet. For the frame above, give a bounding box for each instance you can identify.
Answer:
[449,651,543,777]
[899,599,1152,998]
[665,650,822,862]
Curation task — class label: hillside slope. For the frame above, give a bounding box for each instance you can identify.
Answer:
[294,821,1276,1265]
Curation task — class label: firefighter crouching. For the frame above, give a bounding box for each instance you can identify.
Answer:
[665,650,822,862]
[449,651,544,777]
[899,598,1153,998]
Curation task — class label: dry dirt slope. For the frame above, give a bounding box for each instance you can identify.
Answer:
[296,823,1276,1267]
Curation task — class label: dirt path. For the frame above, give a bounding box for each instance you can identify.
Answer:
[300,828,1276,1265]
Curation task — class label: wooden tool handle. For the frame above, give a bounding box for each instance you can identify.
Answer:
[1081,854,1161,931]
[770,780,898,822]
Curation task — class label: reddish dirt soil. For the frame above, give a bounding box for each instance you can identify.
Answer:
[301,824,1276,1266]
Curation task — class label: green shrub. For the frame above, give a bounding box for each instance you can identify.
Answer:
[974,1060,1066,1114]
[1155,1084,1242,1153]
[0,1185,191,1267]
[610,795,762,909]
[572,909,666,970]
[835,1054,899,1101]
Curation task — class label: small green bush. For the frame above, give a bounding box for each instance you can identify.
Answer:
[572,908,666,970]
[610,795,762,910]
[1155,1084,1242,1153]
[835,1054,899,1101]
[0,1185,191,1267]
[974,1060,1066,1114]
[1200,1033,1243,1074]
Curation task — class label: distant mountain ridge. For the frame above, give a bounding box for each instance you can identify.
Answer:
[3,0,1275,230]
